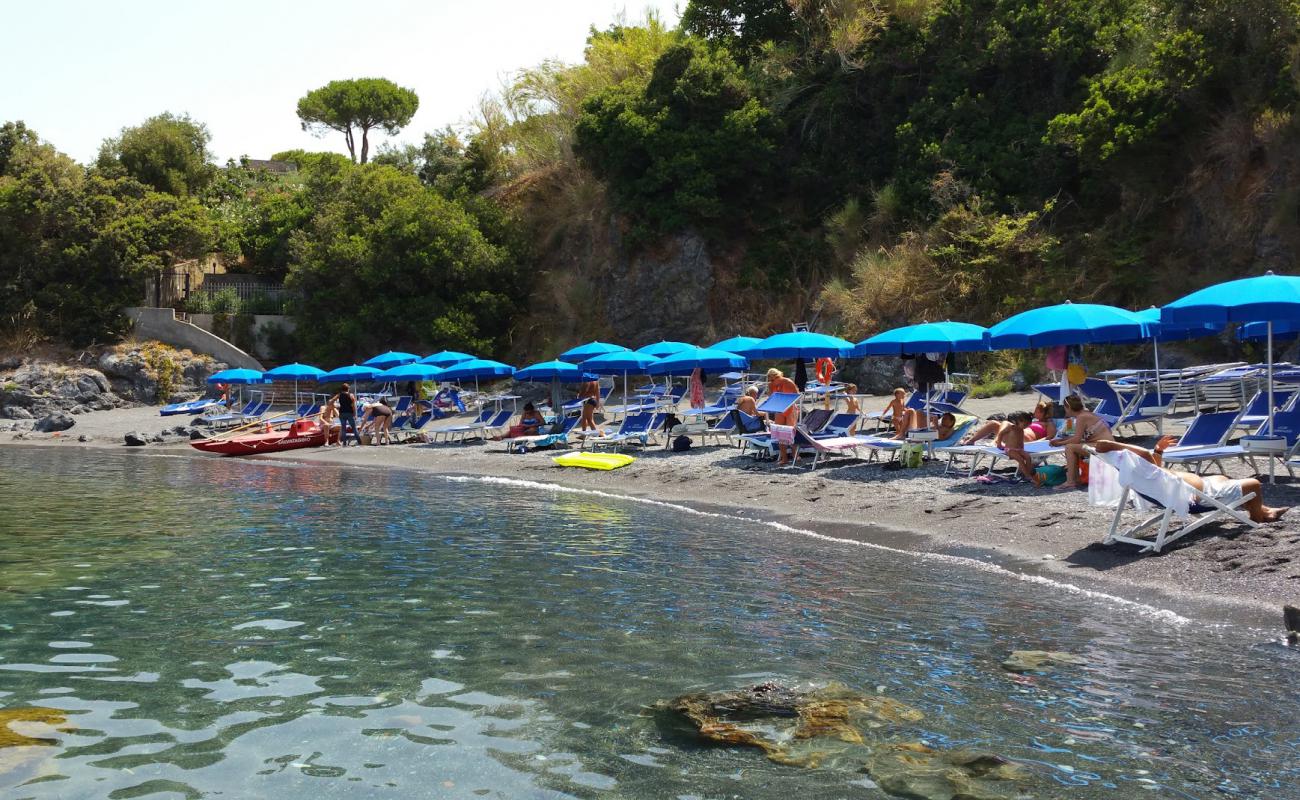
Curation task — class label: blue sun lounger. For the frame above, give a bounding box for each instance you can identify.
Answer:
[505,415,579,452]
[428,408,493,443]
[582,412,656,450]
[738,393,801,458]
[160,397,220,416]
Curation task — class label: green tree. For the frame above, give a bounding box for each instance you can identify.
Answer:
[296,78,419,164]
[574,39,779,240]
[286,165,524,361]
[97,112,215,196]
[681,0,796,61]
[0,130,213,343]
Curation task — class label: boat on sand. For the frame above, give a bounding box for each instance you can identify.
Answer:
[190,419,331,456]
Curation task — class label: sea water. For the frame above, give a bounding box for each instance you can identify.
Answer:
[0,448,1297,799]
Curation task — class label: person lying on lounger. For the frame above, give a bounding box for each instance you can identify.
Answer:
[1095,438,1290,523]
[494,403,546,440]
[960,401,1056,446]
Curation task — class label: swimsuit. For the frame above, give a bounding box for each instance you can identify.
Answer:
[1029,421,1046,438]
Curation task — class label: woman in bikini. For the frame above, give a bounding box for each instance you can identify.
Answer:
[960,400,1057,446]
[1051,395,1113,488]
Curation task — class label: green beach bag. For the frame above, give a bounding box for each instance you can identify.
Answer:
[1035,464,1067,486]
[900,442,925,468]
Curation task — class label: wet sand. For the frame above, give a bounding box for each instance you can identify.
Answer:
[7,393,1300,631]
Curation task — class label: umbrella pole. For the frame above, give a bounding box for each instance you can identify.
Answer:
[1268,321,1276,483]
[622,370,629,421]
[1153,340,1162,436]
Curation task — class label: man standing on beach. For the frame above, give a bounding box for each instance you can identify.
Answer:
[333,383,361,447]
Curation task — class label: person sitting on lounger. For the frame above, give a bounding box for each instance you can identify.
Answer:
[767,368,802,465]
[1052,395,1113,489]
[496,403,546,440]
[1000,411,1043,487]
[883,388,909,439]
[1095,438,1290,523]
[730,386,765,434]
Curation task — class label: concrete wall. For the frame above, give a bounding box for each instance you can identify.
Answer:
[125,307,263,370]
[188,314,294,362]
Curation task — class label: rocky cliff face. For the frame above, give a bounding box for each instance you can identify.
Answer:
[601,229,717,344]
[0,344,224,432]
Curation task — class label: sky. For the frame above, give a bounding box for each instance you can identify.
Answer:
[3,0,681,164]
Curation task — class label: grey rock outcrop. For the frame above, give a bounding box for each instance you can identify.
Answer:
[124,432,148,446]
[1,362,125,419]
[603,230,716,344]
[33,412,75,432]
[98,347,222,403]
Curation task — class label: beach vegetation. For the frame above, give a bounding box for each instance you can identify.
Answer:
[96,112,215,197]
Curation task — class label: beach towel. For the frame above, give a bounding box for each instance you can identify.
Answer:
[690,368,705,409]
[770,424,795,445]
[1092,450,1193,519]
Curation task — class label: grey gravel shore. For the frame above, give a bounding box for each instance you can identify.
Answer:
[6,392,1300,631]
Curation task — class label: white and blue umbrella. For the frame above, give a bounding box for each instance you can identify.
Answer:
[1163,272,1300,437]
[364,351,420,370]
[558,341,629,364]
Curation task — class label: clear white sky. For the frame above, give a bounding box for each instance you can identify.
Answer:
[3,0,681,164]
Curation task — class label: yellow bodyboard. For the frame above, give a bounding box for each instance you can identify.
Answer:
[552,452,635,470]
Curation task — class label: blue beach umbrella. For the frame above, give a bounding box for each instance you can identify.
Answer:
[647,347,748,376]
[438,359,515,397]
[750,331,855,361]
[379,363,444,382]
[420,350,476,368]
[263,363,326,381]
[1164,272,1300,438]
[514,360,596,412]
[207,368,265,385]
[558,341,629,364]
[318,364,381,384]
[264,363,326,410]
[648,347,748,411]
[988,302,1148,349]
[513,360,591,382]
[709,336,763,356]
[853,321,990,356]
[581,351,661,413]
[635,340,694,358]
[363,351,420,370]
[1237,319,1300,342]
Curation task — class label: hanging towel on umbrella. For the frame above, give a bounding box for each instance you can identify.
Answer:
[794,359,808,391]
[689,368,705,409]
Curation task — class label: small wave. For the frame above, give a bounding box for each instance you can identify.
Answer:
[444,474,1192,626]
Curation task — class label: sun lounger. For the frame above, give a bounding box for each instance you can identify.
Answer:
[205,398,270,429]
[504,415,578,452]
[160,397,220,416]
[1235,390,1296,429]
[1089,447,1258,553]
[427,408,493,443]
[814,412,860,438]
[1162,413,1300,477]
[389,411,433,442]
[938,437,1061,476]
[737,393,802,458]
[858,418,976,464]
[791,426,864,468]
[696,385,744,416]
[1078,377,1172,434]
[583,412,658,450]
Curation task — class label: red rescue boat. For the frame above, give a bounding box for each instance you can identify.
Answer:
[190,419,332,456]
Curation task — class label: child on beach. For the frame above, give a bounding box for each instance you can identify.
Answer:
[1001,411,1042,486]
[884,388,909,439]
[843,384,861,435]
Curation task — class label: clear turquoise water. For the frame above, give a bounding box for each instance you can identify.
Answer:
[0,449,1298,799]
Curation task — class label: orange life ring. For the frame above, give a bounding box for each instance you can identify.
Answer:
[815,357,835,385]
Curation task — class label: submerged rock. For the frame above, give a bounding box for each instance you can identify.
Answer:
[1285,605,1300,645]
[1001,650,1087,673]
[124,432,148,447]
[654,683,1029,796]
[866,742,1030,800]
